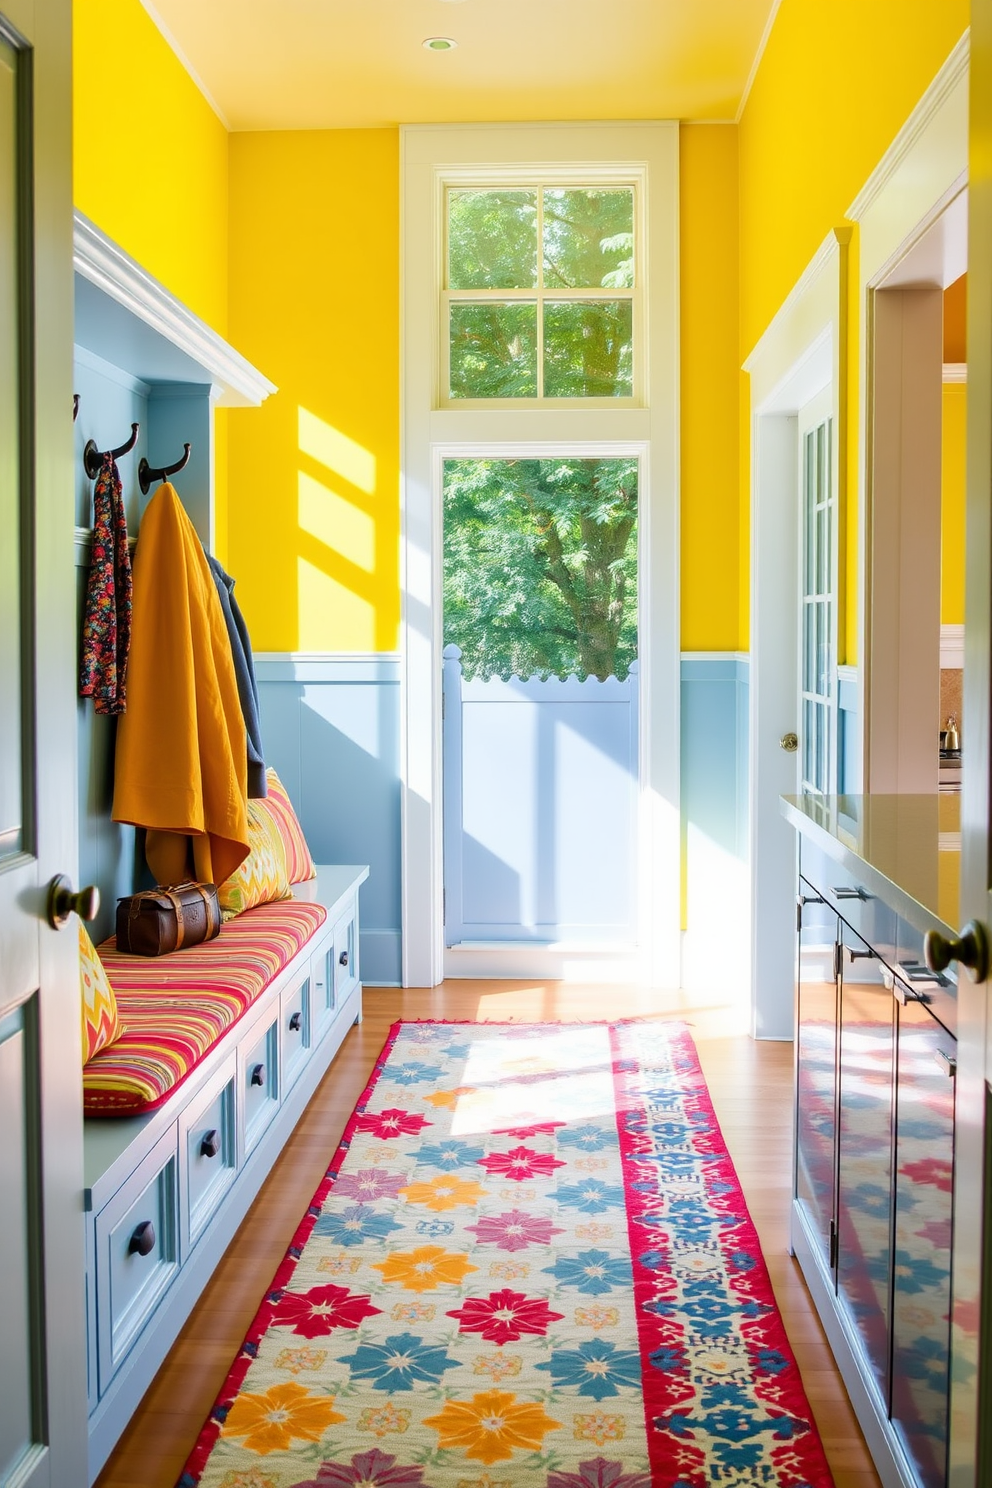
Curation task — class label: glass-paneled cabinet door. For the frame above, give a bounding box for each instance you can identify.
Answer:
[836,928,895,1405]
[892,992,955,1488]
[795,885,839,1270]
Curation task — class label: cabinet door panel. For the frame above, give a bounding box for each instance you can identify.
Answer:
[892,996,955,1488]
[837,927,894,1402]
[795,886,838,1267]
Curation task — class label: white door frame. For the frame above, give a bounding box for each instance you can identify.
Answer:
[400,122,680,988]
[745,31,969,1040]
[746,241,845,1041]
[849,38,969,792]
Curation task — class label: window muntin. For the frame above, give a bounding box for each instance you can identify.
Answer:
[443,184,638,405]
[801,419,835,797]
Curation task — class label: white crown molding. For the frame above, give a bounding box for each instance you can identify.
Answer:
[736,0,785,124]
[73,212,277,408]
[138,0,230,129]
[941,624,964,668]
[847,31,969,223]
[743,229,840,377]
[943,362,967,383]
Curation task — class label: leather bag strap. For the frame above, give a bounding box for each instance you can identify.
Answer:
[162,887,185,950]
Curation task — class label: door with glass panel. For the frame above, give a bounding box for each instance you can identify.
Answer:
[438,183,642,973]
[799,391,837,797]
[0,3,87,1484]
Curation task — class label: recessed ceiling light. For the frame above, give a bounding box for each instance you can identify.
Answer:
[423,36,458,50]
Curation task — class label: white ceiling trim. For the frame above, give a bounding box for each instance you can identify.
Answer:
[735,0,785,124]
[139,0,231,129]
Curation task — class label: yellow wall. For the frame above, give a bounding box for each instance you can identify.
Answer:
[680,125,740,651]
[942,382,967,628]
[738,0,969,655]
[226,130,400,653]
[73,0,229,334]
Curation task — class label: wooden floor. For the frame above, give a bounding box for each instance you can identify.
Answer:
[96,984,881,1488]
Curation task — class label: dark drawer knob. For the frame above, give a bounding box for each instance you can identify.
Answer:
[339,950,349,968]
[250,1062,266,1087]
[200,1128,221,1158]
[128,1220,155,1257]
[289,1010,302,1032]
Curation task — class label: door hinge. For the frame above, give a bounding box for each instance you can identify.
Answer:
[829,1217,838,1270]
[441,691,445,719]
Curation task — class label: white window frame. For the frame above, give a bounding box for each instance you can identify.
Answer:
[400,122,680,987]
[440,170,644,410]
[798,395,838,797]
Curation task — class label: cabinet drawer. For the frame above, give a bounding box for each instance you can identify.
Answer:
[281,974,311,1091]
[181,1061,237,1251]
[334,903,358,1003]
[242,1017,279,1156]
[96,1127,179,1391]
[800,842,897,967]
[310,936,336,1038]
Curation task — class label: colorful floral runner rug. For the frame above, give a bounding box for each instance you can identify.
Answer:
[180,1019,833,1488]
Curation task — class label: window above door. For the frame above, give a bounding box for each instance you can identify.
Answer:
[438,168,645,409]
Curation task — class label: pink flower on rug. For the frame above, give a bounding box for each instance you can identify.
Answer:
[270,1284,382,1337]
[477,1146,565,1181]
[492,1120,566,1138]
[354,1109,432,1139]
[901,1157,953,1192]
[547,1459,652,1488]
[465,1209,565,1251]
[447,1288,564,1344]
[295,1450,432,1486]
[333,1168,408,1203]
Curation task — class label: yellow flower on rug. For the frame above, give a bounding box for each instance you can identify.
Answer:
[456,1475,514,1488]
[399,1174,487,1211]
[372,1245,478,1292]
[357,1402,411,1437]
[423,1086,476,1109]
[274,1346,328,1375]
[473,1352,522,1381]
[217,1470,279,1488]
[573,1410,626,1447]
[575,1305,619,1330]
[222,1382,344,1454]
[422,1389,561,1464]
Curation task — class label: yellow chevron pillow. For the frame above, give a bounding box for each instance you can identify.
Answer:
[80,921,121,1064]
[218,797,293,919]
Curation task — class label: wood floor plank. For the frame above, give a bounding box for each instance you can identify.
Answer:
[95,984,881,1488]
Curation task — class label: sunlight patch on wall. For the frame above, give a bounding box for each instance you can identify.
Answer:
[298,470,376,573]
[299,406,377,494]
[298,556,376,651]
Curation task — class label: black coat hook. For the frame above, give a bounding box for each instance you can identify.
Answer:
[83,423,139,479]
[73,393,79,422]
[138,443,191,495]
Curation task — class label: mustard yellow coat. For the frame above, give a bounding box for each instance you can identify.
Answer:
[113,483,249,886]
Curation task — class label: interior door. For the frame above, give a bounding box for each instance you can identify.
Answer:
[0,2,87,1484]
[950,7,992,1482]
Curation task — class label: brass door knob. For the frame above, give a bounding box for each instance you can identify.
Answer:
[924,919,989,984]
[780,732,799,753]
[47,875,100,930]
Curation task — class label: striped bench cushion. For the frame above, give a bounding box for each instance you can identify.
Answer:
[83,899,327,1115]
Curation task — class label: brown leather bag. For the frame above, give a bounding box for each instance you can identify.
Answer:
[116,882,222,956]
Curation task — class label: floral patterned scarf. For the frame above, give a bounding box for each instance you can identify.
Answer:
[80,452,133,715]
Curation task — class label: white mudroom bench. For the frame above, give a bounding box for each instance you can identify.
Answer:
[82,864,368,1484]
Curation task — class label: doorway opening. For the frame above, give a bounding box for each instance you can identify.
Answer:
[441,454,640,976]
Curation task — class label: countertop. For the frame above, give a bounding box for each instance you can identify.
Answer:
[781,793,961,939]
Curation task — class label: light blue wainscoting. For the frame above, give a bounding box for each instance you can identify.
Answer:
[680,654,750,997]
[255,655,402,985]
[837,666,860,793]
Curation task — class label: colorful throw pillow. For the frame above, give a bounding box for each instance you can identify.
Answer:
[218,798,293,919]
[80,920,121,1064]
[261,768,317,882]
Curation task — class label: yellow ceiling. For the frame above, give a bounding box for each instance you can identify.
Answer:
[145,0,780,131]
